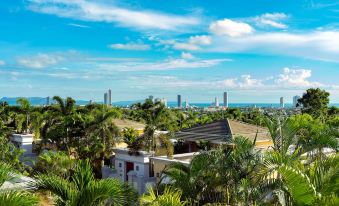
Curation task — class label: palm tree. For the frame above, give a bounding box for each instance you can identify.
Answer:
[15,98,31,134]
[40,96,78,151]
[33,159,137,206]
[261,154,339,206]
[0,163,38,206]
[134,100,166,152]
[35,151,75,178]
[162,136,262,205]
[258,114,339,205]
[161,153,208,203]
[123,127,144,155]
[82,107,121,174]
[140,186,187,206]
[0,134,24,171]
[52,96,76,116]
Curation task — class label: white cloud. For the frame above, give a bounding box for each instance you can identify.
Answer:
[0,60,5,66]
[238,75,263,88]
[167,35,211,51]
[223,68,329,90]
[209,31,339,62]
[17,53,64,69]
[131,68,334,91]
[68,23,91,28]
[221,78,237,87]
[213,75,263,89]
[47,72,90,79]
[39,57,229,80]
[27,0,200,31]
[253,13,288,29]
[275,68,322,87]
[99,58,229,72]
[109,43,150,50]
[181,52,195,59]
[209,19,254,37]
[188,35,211,45]
[10,72,19,81]
[173,43,200,51]
[127,75,214,88]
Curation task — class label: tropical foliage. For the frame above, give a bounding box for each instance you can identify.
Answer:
[160,113,338,205]
[34,151,75,178]
[33,159,137,206]
[140,186,187,206]
[0,88,337,205]
[0,163,38,206]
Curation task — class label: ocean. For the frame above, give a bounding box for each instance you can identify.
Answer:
[2,97,338,108]
[113,102,339,108]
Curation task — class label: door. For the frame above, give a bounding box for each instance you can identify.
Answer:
[126,162,134,181]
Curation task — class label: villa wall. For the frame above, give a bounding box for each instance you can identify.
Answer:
[151,153,194,183]
[113,148,154,192]
[255,140,273,149]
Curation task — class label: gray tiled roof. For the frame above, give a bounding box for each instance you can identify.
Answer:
[175,120,232,143]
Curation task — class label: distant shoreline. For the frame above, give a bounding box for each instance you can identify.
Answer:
[1,97,338,108]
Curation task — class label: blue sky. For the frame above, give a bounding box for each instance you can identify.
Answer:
[0,0,339,103]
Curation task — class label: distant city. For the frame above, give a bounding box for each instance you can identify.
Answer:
[2,90,338,108]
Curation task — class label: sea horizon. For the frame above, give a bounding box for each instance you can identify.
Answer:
[1,97,338,108]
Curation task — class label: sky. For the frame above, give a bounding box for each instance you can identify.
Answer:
[0,0,339,103]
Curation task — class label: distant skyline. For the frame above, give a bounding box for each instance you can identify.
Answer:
[1,0,339,103]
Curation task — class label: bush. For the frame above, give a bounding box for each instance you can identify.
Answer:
[35,151,75,178]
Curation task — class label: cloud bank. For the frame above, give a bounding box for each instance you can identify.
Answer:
[27,0,200,31]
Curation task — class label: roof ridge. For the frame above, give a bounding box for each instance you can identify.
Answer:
[228,119,268,130]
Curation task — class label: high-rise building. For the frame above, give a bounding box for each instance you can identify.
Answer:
[46,96,50,106]
[293,95,301,107]
[280,97,284,108]
[177,95,182,108]
[104,93,108,105]
[223,92,228,107]
[215,97,219,107]
[148,95,154,102]
[108,89,112,106]
[185,99,189,108]
[161,98,167,107]
[155,97,167,107]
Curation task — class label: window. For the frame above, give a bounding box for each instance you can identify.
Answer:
[119,163,122,168]
[136,165,139,171]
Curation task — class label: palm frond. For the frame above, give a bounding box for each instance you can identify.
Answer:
[0,191,38,206]
[278,165,317,205]
[141,186,187,206]
[76,179,135,206]
[0,163,13,186]
[71,160,95,191]
[33,173,76,204]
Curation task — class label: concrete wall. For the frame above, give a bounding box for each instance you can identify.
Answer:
[11,134,33,154]
[151,153,193,183]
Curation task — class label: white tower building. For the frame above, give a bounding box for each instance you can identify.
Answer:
[223,92,228,107]
[280,97,284,108]
[185,100,189,108]
[215,97,219,107]
[161,98,167,107]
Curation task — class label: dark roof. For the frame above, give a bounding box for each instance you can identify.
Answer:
[175,120,232,143]
[175,119,271,144]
